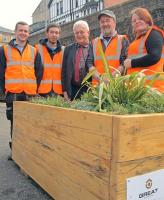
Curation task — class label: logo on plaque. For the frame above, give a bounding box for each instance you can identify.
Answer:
[145,179,152,189]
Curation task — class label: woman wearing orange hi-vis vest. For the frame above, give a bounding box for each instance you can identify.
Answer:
[124,7,164,93]
[36,23,64,97]
[0,21,43,155]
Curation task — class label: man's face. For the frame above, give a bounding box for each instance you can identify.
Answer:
[15,24,29,43]
[74,25,89,46]
[47,27,60,44]
[99,15,116,36]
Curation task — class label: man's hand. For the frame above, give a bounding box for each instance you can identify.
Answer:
[89,66,100,81]
[63,91,71,102]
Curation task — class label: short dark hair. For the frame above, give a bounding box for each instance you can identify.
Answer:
[15,21,29,31]
[46,23,61,33]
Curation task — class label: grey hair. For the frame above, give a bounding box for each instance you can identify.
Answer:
[73,20,89,32]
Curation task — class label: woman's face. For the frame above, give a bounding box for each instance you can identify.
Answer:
[131,14,148,35]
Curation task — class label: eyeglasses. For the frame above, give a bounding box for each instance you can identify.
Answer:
[74,31,87,35]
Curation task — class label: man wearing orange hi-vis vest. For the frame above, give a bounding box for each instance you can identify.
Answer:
[87,10,129,85]
[0,21,43,154]
[124,8,164,93]
[36,23,64,97]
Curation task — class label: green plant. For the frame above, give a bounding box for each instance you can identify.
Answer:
[31,95,70,108]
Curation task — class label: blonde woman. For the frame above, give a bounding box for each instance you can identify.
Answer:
[124,7,164,92]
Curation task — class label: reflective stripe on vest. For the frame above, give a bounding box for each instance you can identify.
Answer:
[146,75,163,80]
[5,79,36,84]
[40,80,61,84]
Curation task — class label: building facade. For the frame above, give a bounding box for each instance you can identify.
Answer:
[32,0,49,24]
[29,0,164,46]
[0,26,14,46]
[48,0,103,24]
[31,0,129,32]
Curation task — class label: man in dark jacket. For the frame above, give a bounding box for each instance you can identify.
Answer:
[62,20,92,101]
[0,21,43,152]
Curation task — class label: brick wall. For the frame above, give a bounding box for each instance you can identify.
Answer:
[104,0,130,8]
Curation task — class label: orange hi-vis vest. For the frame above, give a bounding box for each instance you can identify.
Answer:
[127,26,164,92]
[92,35,126,85]
[4,44,37,95]
[36,44,64,95]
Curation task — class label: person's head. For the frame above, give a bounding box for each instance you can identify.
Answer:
[15,21,29,44]
[46,23,61,44]
[98,10,116,37]
[130,7,153,36]
[73,20,90,46]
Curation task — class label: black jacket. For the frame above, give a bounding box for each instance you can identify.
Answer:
[38,38,62,59]
[61,42,92,98]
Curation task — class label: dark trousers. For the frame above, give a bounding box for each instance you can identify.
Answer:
[71,84,88,100]
[6,102,13,138]
[5,92,35,139]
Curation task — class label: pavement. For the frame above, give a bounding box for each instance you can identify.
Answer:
[0,103,53,200]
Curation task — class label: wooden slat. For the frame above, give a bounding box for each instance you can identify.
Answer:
[13,102,113,159]
[112,114,164,162]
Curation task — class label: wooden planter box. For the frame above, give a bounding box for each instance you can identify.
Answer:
[12,102,164,200]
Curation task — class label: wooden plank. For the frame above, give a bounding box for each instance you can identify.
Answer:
[13,102,113,200]
[13,142,107,200]
[109,155,164,200]
[13,128,109,183]
[13,102,113,159]
[112,114,164,162]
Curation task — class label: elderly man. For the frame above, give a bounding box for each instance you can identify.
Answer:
[87,10,129,84]
[62,20,92,101]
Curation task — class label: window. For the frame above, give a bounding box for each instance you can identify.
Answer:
[60,1,63,14]
[56,2,59,16]
[91,7,97,14]
[75,0,78,8]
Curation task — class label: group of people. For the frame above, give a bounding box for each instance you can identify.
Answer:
[0,7,163,153]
